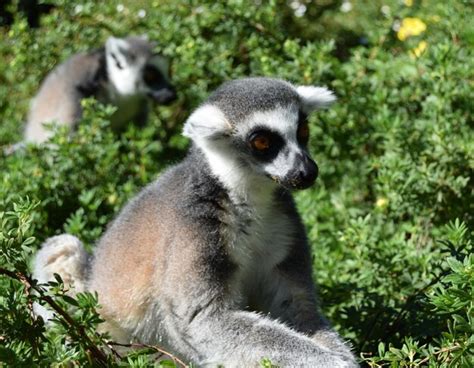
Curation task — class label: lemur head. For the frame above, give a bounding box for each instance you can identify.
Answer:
[105,35,176,104]
[183,77,335,195]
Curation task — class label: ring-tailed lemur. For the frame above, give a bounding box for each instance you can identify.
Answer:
[33,77,358,367]
[24,35,176,144]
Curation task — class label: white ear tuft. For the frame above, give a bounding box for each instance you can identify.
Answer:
[183,104,231,141]
[296,86,336,113]
[106,37,132,64]
[105,37,133,72]
[106,36,129,53]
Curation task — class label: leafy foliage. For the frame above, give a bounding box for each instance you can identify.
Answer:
[1,0,473,366]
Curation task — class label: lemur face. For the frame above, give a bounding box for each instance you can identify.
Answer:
[233,105,317,190]
[183,78,335,191]
[105,36,176,104]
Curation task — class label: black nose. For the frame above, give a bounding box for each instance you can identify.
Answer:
[149,88,177,105]
[285,153,318,190]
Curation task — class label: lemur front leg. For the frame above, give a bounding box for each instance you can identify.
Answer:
[181,306,357,368]
[264,264,358,365]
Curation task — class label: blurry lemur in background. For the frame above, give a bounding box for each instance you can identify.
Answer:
[24,35,176,144]
[33,78,358,367]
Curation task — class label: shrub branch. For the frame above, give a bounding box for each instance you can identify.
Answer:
[0,267,189,367]
[0,267,109,367]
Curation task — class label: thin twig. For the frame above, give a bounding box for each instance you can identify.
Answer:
[104,340,123,360]
[108,341,189,368]
[16,271,36,320]
[415,344,461,366]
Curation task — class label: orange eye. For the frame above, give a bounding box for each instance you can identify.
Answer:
[297,122,310,144]
[251,135,271,151]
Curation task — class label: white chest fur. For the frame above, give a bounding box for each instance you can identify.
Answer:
[223,199,294,306]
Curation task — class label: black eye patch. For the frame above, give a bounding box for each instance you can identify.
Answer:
[247,127,284,162]
[143,65,165,87]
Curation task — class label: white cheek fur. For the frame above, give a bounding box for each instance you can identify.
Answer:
[107,61,143,96]
[263,146,298,179]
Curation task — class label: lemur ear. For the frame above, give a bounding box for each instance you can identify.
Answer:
[296,86,336,113]
[183,105,232,141]
[106,37,132,67]
[139,34,158,49]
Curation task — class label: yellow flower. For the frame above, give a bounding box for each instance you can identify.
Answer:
[107,193,118,205]
[410,40,428,58]
[376,198,389,208]
[397,17,427,41]
[404,0,413,6]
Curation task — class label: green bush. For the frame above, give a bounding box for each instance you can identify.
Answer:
[1,0,473,366]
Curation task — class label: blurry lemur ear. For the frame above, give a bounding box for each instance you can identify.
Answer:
[140,34,158,49]
[296,86,336,113]
[183,104,232,142]
[106,36,132,69]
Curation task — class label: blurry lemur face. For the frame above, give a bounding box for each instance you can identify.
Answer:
[106,37,176,104]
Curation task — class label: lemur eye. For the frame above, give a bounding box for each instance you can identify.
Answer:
[297,112,310,145]
[251,135,271,151]
[248,129,284,160]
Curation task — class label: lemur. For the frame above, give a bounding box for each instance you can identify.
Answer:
[33,78,358,367]
[24,35,176,144]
